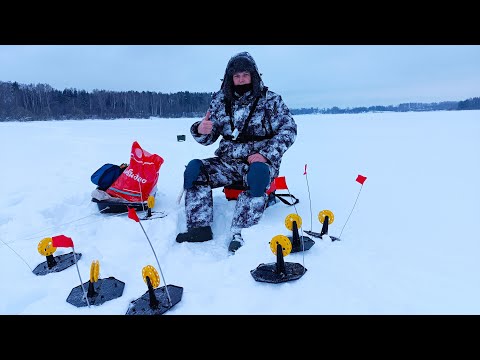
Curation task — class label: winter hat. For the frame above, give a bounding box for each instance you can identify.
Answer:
[226,54,257,77]
[221,52,264,101]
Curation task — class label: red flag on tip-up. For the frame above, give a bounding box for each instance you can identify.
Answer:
[52,235,74,248]
[274,176,288,190]
[128,207,140,222]
[356,174,367,185]
[303,164,307,175]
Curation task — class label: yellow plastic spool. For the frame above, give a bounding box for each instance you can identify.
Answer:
[285,213,302,231]
[37,237,56,256]
[269,235,292,257]
[318,209,334,224]
[90,260,100,282]
[147,195,155,209]
[142,265,160,288]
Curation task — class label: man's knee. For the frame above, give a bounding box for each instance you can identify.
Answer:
[184,159,205,189]
[247,162,271,197]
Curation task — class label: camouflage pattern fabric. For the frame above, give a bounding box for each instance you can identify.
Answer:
[183,52,297,232]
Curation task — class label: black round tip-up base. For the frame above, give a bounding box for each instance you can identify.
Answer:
[251,262,307,283]
[66,277,125,307]
[304,231,341,242]
[126,284,183,315]
[288,236,315,253]
[32,252,82,276]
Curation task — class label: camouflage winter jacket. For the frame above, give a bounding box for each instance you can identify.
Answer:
[190,89,297,178]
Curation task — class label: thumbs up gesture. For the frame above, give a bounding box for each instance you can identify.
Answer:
[198,111,213,135]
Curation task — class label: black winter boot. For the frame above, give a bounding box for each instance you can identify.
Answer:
[176,226,213,243]
[228,234,244,253]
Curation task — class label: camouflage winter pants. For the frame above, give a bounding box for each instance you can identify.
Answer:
[184,157,276,230]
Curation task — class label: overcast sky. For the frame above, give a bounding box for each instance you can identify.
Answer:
[1,45,479,109]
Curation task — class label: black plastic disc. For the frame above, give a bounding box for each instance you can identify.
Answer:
[251,262,307,283]
[125,284,183,315]
[66,276,125,307]
[304,231,341,242]
[288,235,315,252]
[32,252,82,276]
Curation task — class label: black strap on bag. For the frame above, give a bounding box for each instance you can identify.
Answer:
[274,193,300,206]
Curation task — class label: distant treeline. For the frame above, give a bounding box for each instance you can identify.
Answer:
[0,80,479,122]
[0,81,213,121]
[291,97,480,115]
[292,98,480,115]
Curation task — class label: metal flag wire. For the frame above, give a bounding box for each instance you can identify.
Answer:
[138,221,173,306]
[130,209,173,307]
[44,235,90,307]
[339,175,367,238]
[72,245,90,308]
[303,164,313,232]
[137,178,146,212]
[137,161,147,213]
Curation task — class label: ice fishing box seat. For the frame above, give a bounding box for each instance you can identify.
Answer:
[223,176,299,207]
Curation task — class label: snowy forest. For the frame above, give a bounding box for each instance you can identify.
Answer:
[0,80,479,122]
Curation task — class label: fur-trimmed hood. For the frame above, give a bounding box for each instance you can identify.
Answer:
[221,52,264,101]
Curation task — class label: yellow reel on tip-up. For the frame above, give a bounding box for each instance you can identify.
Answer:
[318,209,334,224]
[147,195,155,209]
[285,213,302,231]
[37,237,56,256]
[142,265,160,288]
[269,235,292,257]
[90,260,100,282]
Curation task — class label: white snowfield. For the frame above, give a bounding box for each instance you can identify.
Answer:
[1,110,479,315]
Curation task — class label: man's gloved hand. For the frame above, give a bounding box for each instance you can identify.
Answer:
[198,111,213,135]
